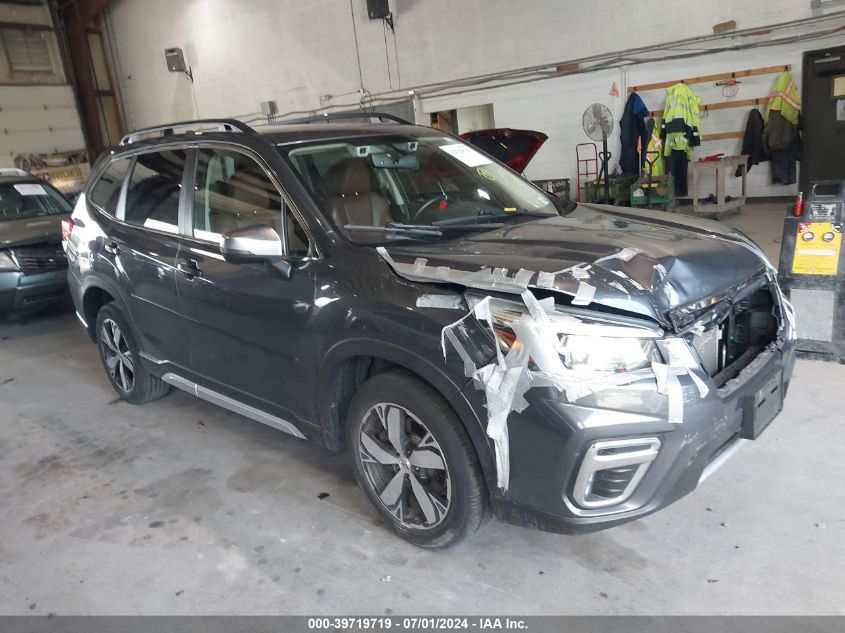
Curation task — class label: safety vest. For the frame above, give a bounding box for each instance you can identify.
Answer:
[766,71,800,126]
[645,118,664,177]
[661,83,702,160]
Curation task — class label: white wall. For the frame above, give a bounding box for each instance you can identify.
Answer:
[423,34,845,197]
[0,3,86,167]
[104,0,845,195]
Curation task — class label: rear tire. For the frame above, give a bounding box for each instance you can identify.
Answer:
[95,302,170,404]
[346,371,488,548]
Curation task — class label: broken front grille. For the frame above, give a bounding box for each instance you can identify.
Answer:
[10,243,67,274]
[691,285,779,387]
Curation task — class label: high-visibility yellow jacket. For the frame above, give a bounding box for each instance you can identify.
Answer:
[661,83,702,159]
[765,70,800,126]
[645,118,664,177]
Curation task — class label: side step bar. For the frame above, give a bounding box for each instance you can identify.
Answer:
[161,373,306,440]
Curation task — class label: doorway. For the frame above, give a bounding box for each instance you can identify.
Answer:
[801,45,845,191]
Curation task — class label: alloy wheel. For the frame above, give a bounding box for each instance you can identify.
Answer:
[358,403,451,529]
[100,318,135,393]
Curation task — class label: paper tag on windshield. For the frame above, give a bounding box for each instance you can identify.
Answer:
[13,183,48,196]
[439,143,492,167]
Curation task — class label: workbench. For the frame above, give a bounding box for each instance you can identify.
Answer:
[689,154,748,218]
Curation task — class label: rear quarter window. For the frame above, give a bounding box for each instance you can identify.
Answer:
[89,158,131,216]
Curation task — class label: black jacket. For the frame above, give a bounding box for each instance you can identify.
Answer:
[736,108,767,176]
[620,92,649,176]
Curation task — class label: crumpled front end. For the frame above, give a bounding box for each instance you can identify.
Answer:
[379,226,797,531]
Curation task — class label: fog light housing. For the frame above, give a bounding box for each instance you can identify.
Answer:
[572,437,661,509]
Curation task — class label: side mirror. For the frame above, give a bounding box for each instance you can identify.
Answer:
[220,224,283,264]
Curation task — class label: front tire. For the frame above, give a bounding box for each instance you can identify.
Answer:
[95,302,169,404]
[347,371,488,548]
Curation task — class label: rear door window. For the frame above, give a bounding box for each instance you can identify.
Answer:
[89,158,130,216]
[123,150,187,234]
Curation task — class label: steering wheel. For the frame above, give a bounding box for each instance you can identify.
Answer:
[410,194,447,223]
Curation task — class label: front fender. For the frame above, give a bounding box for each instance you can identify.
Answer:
[317,337,498,493]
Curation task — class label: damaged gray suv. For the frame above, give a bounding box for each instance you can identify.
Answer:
[65,116,796,548]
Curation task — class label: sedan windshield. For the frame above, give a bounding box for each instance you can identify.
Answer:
[281,135,559,244]
[0,182,72,222]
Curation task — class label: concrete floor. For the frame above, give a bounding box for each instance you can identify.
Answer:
[1,203,843,615]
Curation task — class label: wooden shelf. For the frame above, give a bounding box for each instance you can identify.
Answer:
[628,64,790,93]
[702,131,745,141]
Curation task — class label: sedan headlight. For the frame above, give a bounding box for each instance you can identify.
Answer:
[485,297,662,377]
[0,251,19,272]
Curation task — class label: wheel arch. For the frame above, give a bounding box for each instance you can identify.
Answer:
[317,338,497,492]
[79,275,133,342]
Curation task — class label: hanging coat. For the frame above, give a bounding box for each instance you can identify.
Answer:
[620,92,649,175]
[765,70,800,126]
[736,108,767,176]
[770,116,803,186]
[660,83,702,159]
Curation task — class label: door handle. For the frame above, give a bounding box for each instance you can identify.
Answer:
[177,259,202,279]
[103,241,120,256]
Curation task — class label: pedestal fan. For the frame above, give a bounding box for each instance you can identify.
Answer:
[582,103,614,204]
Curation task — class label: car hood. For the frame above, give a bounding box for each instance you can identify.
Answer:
[459,128,548,173]
[380,204,768,328]
[0,215,67,248]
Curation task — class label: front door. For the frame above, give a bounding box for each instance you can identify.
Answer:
[175,146,319,428]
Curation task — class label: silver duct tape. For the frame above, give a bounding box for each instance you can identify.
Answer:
[652,361,694,424]
[377,246,654,319]
[443,328,477,379]
[610,269,646,292]
[536,271,557,288]
[416,294,466,310]
[572,283,596,306]
[571,265,592,280]
[514,268,535,287]
[687,368,710,398]
[660,338,711,399]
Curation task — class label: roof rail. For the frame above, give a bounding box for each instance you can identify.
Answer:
[119,119,255,146]
[278,112,413,126]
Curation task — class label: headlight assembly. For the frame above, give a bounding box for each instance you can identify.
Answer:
[562,334,659,374]
[483,296,662,377]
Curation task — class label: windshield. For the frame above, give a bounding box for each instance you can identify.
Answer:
[281,135,559,244]
[0,181,72,222]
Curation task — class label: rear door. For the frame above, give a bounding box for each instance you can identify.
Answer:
[174,145,320,428]
[106,148,191,368]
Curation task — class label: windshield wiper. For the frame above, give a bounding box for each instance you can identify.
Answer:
[345,223,442,239]
[433,209,550,226]
[344,222,506,241]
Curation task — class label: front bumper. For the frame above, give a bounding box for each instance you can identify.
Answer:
[473,335,796,534]
[0,269,69,314]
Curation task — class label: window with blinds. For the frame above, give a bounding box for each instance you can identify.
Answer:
[1,28,53,73]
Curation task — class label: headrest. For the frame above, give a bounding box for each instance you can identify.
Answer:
[228,172,276,209]
[328,158,372,196]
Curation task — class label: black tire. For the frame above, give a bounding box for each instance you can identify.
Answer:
[95,302,170,404]
[346,371,488,548]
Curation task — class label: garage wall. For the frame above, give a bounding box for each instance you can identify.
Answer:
[0,2,86,168]
[423,33,845,198]
[104,0,845,196]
